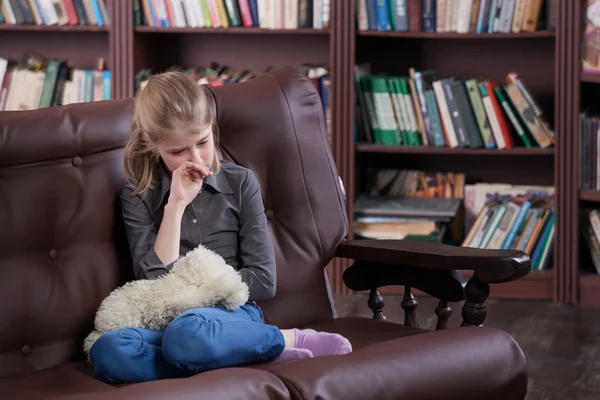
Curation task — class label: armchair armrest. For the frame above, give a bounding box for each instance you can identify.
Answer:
[335,240,531,328]
[336,239,531,284]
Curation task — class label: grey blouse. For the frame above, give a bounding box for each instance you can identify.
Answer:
[119,160,277,301]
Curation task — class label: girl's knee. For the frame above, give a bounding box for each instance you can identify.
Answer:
[90,329,146,384]
[162,313,215,369]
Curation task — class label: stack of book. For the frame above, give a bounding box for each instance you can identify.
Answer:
[0,0,110,26]
[365,167,465,199]
[355,63,555,149]
[0,52,111,111]
[353,167,464,242]
[357,0,556,33]
[462,185,555,270]
[135,0,330,30]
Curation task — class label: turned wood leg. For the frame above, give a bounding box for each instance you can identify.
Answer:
[401,286,419,328]
[435,300,451,330]
[461,276,490,327]
[368,288,386,321]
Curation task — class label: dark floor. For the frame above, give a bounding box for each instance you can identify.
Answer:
[334,295,600,400]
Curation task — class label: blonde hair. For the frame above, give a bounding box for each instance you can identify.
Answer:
[124,71,220,198]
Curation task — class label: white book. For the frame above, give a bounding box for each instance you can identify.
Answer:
[432,80,459,148]
[257,0,267,28]
[497,0,516,33]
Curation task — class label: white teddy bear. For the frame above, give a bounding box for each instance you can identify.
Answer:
[83,244,249,358]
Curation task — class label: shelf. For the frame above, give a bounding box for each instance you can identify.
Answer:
[0,24,108,32]
[579,274,600,306]
[134,26,329,35]
[581,71,600,83]
[358,31,556,39]
[580,190,600,202]
[355,144,555,155]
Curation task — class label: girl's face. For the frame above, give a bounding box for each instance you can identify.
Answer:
[155,127,215,173]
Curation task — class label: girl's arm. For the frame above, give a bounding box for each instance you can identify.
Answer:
[153,200,185,267]
[120,184,182,280]
[238,169,277,301]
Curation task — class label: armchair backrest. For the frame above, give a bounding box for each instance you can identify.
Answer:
[0,67,347,378]
[204,68,348,327]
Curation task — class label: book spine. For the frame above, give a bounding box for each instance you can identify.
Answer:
[494,86,532,147]
[501,200,531,249]
[469,0,480,33]
[453,80,484,148]
[408,0,422,31]
[393,0,409,31]
[237,0,253,27]
[511,0,526,32]
[465,79,494,148]
[476,0,490,33]
[422,0,436,32]
[375,0,391,31]
[497,0,515,33]
[441,79,469,147]
[483,79,515,148]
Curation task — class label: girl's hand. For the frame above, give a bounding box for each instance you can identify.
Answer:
[168,162,213,207]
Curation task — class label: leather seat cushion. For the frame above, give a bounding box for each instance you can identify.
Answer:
[0,361,116,399]
[254,325,528,400]
[45,367,291,400]
[302,316,430,349]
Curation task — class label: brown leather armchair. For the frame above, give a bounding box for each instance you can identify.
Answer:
[0,67,529,400]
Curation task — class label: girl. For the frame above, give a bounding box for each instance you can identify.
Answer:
[89,71,352,384]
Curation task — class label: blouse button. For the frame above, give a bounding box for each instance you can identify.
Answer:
[192,219,198,224]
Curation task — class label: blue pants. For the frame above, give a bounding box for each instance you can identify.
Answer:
[90,303,285,384]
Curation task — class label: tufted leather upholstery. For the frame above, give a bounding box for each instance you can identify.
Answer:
[0,68,527,399]
[0,98,135,379]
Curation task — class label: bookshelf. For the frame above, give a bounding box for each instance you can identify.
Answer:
[575,0,600,306]
[342,0,561,302]
[3,0,597,306]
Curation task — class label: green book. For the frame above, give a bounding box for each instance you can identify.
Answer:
[465,79,495,148]
[371,76,399,145]
[494,87,532,148]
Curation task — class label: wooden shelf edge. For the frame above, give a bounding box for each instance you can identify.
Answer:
[581,71,600,83]
[355,143,555,155]
[0,24,108,32]
[134,26,329,35]
[579,274,600,306]
[580,190,600,202]
[358,30,556,39]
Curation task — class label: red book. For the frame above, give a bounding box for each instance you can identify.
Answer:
[483,79,515,149]
[62,0,80,25]
[237,0,253,27]
[408,0,423,32]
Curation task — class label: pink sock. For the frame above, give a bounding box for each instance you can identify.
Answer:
[269,347,314,364]
[293,329,352,357]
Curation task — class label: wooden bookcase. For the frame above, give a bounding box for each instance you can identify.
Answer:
[574,0,600,306]
[2,0,597,306]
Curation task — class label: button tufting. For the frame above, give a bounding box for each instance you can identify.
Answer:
[22,345,31,356]
[265,210,274,220]
[49,249,58,260]
[72,156,82,167]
